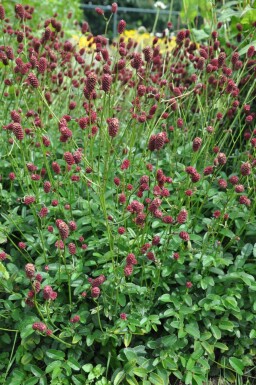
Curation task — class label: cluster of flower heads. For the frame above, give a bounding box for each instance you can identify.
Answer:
[24,263,57,306]
[0,2,255,342]
[88,275,106,298]
[32,322,52,335]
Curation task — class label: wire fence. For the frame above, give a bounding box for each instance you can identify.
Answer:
[80,4,180,37]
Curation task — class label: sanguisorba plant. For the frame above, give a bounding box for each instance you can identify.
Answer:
[0,2,255,385]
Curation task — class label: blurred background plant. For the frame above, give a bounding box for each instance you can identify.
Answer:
[82,0,182,37]
[1,0,83,36]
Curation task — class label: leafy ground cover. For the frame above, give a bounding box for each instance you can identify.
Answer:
[0,1,255,385]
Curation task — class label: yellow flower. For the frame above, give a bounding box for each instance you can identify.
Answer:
[119,30,177,53]
[72,34,96,50]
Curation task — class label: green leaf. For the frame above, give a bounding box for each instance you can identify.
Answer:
[118,293,126,306]
[82,364,93,373]
[133,367,147,378]
[124,333,132,347]
[193,374,204,385]
[229,357,244,375]
[253,243,256,258]
[30,365,44,377]
[123,348,137,361]
[126,375,139,385]
[124,360,137,374]
[241,7,256,25]
[34,348,44,361]
[149,372,165,385]
[219,228,235,239]
[201,341,214,356]
[185,323,200,339]
[183,294,192,306]
[24,378,38,385]
[186,358,195,371]
[0,262,9,279]
[45,361,62,374]
[113,370,126,385]
[158,294,171,302]
[86,334,94,346]
[185,371,193,385]
[249,330,256,339]
[39,377,47,385]
[21,353,33,365]
[46,349,65,360]
[67,357,80,371]
[218,8,240,21]
[191,29,209,41]
[215,342,228,351]
[223,297,239,311]
[241,243,253,257]
[162,309,175,317]
[71,375,84,385]
[1,333,11,344]
[0,232,7,244]
[8,293,22,300]
[210,325,221,340]
[72,333,82,344]
[219,320,234,331]
[21,324,36,339]
[191,344,204,360]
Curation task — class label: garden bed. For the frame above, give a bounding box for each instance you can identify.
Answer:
[0,1,255,384]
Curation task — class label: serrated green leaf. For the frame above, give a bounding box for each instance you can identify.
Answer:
[123,348,137,361]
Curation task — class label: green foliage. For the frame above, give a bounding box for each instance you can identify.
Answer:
[0,1,256,384]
